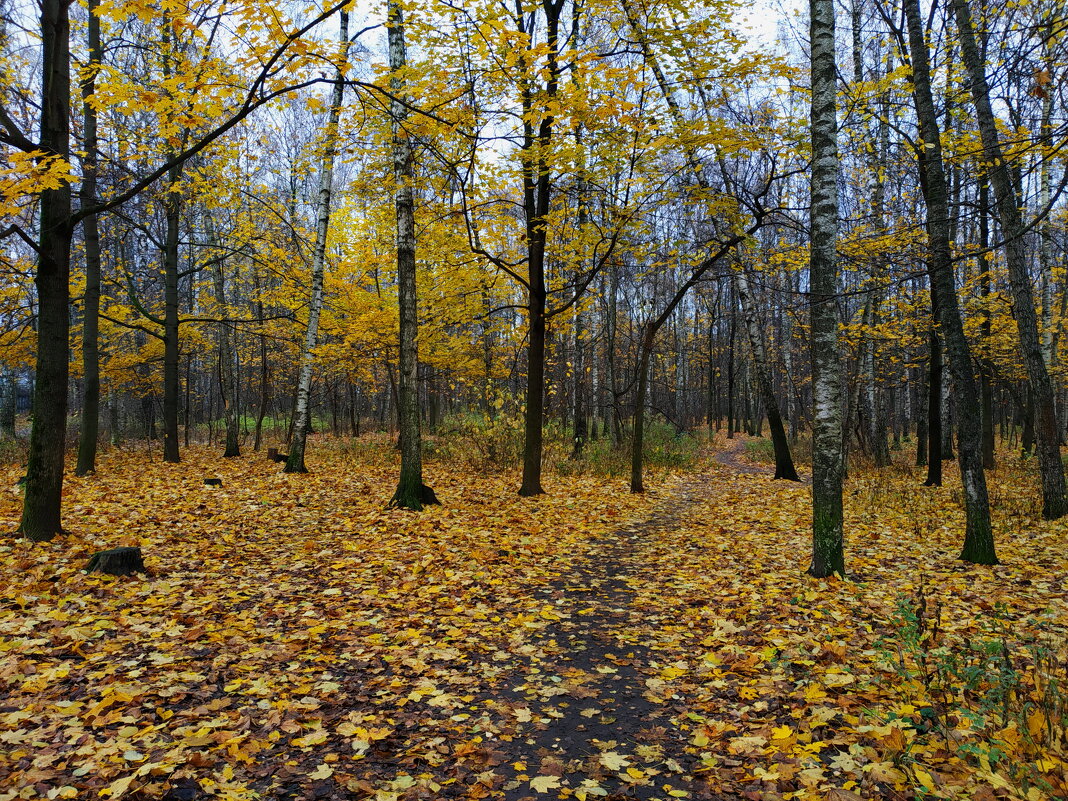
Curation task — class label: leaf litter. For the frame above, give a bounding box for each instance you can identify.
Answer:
[0,440,1065,800]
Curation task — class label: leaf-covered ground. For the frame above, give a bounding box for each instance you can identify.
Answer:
[1,438,1065,801]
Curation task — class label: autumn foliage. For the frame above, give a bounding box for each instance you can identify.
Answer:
[0,437,1065,800]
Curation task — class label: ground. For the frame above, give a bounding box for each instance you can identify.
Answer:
[0,436,1065,800]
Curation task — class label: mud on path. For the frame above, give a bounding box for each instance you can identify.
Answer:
[492,475,734,801]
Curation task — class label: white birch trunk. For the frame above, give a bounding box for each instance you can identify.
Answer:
[285,11,350,473]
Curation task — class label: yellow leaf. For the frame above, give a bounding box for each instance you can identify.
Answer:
[530,775,561,793]
[309,763,334,780]
[600,751,630,770]
[101,775,136,799]
[292,729,328,747]
[912,766,936,792]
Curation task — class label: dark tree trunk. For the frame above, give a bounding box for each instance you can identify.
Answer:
[387,2,428,511]
[520,291,547,495]
[19,0,73,542]
[630,329,653,493]
[252,270,269,452]
[941,379,955,461]
[1022,388,1035,457]
[924,328,943,487]
[517,1,562,497]
[978,177,995,469]
[726,313,736,439]
[75,0,102,477]
[162,164,182,464]
[951,0,1065,520]
[904,0,996,563]
[210,235,240,458]
[1,369,16,438]
[734,267,798,480]
[915,364,928,466]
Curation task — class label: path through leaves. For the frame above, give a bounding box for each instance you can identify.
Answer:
[1,440,1066,800]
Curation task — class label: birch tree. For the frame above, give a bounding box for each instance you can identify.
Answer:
[808,0,845,578]
[285,11,351,474]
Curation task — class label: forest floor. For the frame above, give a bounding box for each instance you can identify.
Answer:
[0,436,1066,801]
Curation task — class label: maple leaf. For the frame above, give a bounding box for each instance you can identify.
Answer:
[530,775,561,793]
[599,751,629,771]
[308,763,333,780]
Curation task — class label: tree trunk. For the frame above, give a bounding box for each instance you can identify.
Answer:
[517,1,562,497]
[607,262,623,447]
[924,327,943,486]
[1,368,16,438]
[904,0,996,563]
[108,385,121,445]
[734,266,799,480]
[1022,388,1035,457]
[210,229,240,458]
[19,0,72,542]
[387,1,428,510]
[726,312,736,439]
[162,163,182,464]
[251,267,269,451]
[941,375,955,460]
[915,363,928,467]
[630,328,653,493]
[285,12,350,474]
[75,0,102,477]
[807,0,844,577]
[951,0,1065,520]
[978,177,995,468]
[520,289,547,495]
[571,301,587,458]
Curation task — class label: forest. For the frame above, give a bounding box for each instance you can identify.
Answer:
[1,0,1067,798]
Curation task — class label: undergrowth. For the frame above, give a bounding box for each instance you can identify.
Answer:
[880,585,1067,799]
[743,434,812,466]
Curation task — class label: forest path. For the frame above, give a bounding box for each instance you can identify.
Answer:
[710,436,771,476]
[494,470,739,801]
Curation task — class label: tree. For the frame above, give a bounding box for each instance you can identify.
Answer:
[951,0,1067,521]
[899,0,997,564]
[387,0,432,510]
[1,0,350,539]
[285,11,351,474]
[808,0,845,578]
[75,0,103,476]
[14,0,74,539]
[733,259,800,481]
[207,219,240,458]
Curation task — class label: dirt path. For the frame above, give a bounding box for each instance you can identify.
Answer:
[493,476,730,801]
[711,437,770,476]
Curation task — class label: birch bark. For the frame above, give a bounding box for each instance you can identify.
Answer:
[808,0,845,577]
[285,11,350,473]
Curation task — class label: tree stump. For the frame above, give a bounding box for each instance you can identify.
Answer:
[85,547,145,576]
[203,477,223,487]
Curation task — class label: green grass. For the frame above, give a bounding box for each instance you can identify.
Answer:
[554,421,700,477]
